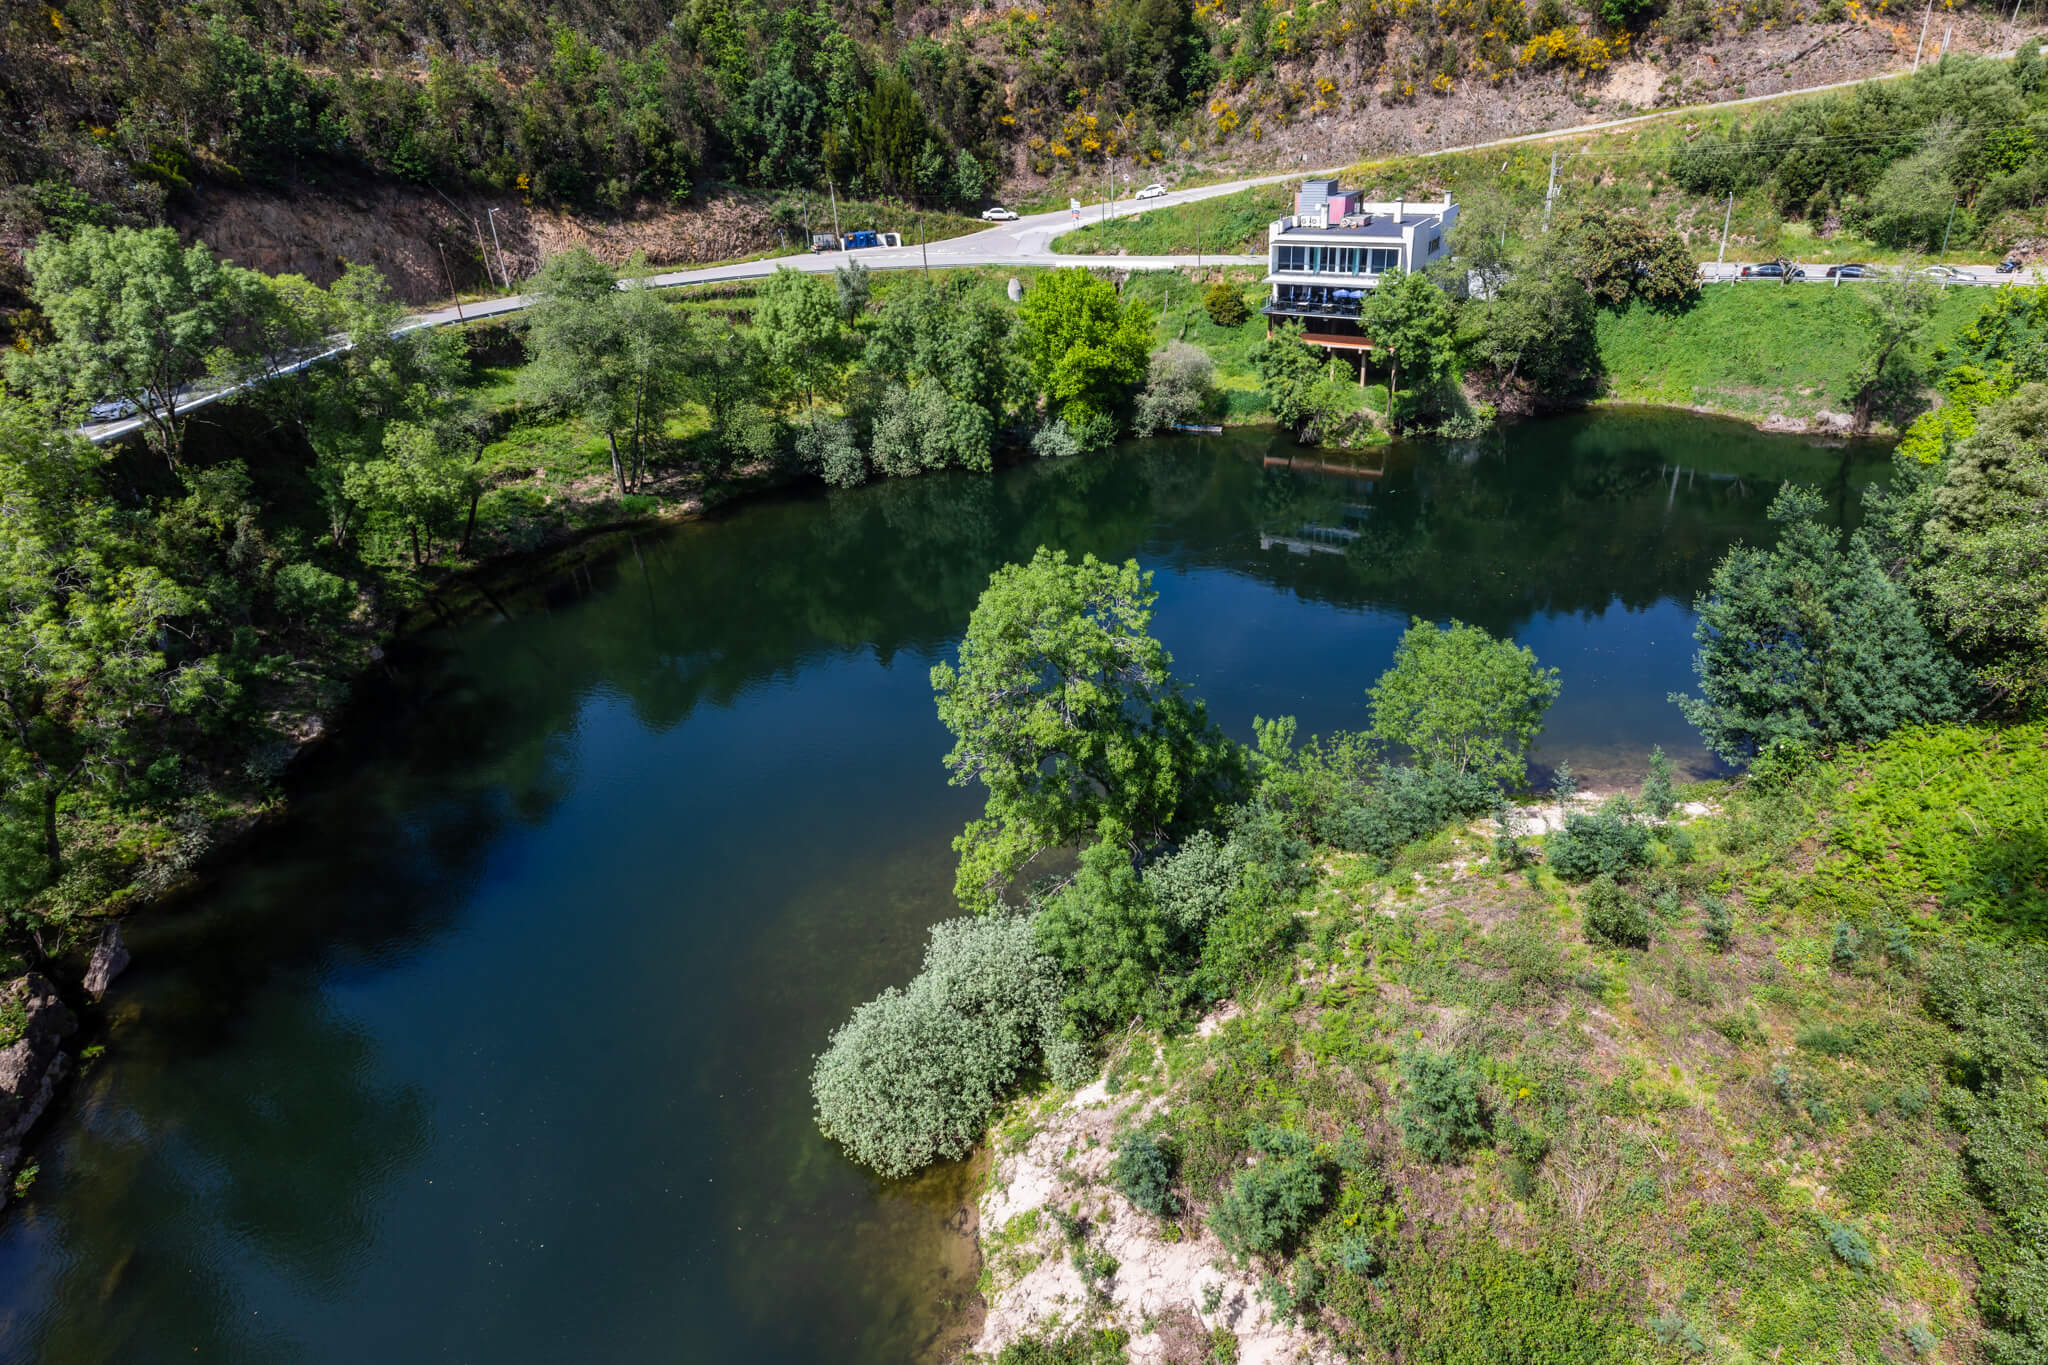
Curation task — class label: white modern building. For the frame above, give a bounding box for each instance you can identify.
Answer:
[1262,179,1458,353]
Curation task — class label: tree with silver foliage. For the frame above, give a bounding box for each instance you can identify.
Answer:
[811,913,1085,1179]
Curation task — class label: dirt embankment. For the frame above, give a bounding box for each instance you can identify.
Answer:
[174,180,782,303]
[1194,15,2008,173]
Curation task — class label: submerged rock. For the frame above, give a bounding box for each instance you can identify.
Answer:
[0,974,78,1207]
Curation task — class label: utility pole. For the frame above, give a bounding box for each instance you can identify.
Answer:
[1941,18,1953,56]
[1940,199,1959,281]
[1913,0,1933,69]
[1541,149,1559,232]
[920,211,930,279]
[1717,191,1734,274]
[2010,0,2028,49]
[437,240,464,321]
[828,175,843,249]
[1104,161,1112,223]
[486,207,512,290]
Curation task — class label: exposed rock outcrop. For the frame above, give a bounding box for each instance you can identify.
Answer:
[0,974,77,1207]
[83,924,130,1002]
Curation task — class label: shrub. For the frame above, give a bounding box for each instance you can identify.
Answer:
[1581,875,1651,949]
[1319,763,1499,861]
[1399,1052,1488,1161]
[994,1326,1132,1364]
[273,561,356,626]
[1650,1312,1707,1355]
[1823,1217,1877,1271]
[1547,798,1652,880]
[1133,341,1216,436]
[1209,1125,1327,1259]
[812,914,1063,1178]
[1112,1131,1179,1216]
[1204,280,1251,327]
[1641,746,1676,819]
[1145,830,1241,940]
[1701,895,1733,952]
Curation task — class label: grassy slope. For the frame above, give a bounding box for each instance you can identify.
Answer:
[1053,185,1296,257]
[985,720,2047,1360]
[1594,286,1986,426]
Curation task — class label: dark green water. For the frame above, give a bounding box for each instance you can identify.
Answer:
[0,413,1887,1364]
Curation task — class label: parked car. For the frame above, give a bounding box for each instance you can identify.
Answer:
[1824,263,1872,278]
[1915,264,1967,279]
[980,206,1019,221]
[1997,256,2025,274]
[1135,182,1166,199]
[87,397,137,422]
[1740,261,1805,279]
[810,233,839,252]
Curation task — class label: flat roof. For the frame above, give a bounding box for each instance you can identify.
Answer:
[1275,218,1412,240]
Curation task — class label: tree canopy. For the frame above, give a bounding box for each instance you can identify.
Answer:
[1015,270,1154,448]
[931,547,1236,906]
[1673,485,1975,762]
[1366,618,1560,789]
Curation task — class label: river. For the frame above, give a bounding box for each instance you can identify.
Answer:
[0,413,1889,1364]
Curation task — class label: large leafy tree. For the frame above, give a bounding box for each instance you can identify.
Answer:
[1551,209,1698,312]
[523,248,690,495]
[10,226,248,468]
[1846,271,1940,431]
[931,547,1237,907]
[1250,325,1357,444]
[1015,269,1154,446]
[0,399,227,924]
[1672,485,1975,763]
[861,275,1016,475]
[1357,269,1457,431]
[1366,619,1560,789]
[752,265,847,427]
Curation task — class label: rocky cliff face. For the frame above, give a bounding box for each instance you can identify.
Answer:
[0,974,76,1208]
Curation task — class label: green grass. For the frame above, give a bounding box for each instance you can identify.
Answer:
[1593,285,1985,427]
[1053,184,1295,257]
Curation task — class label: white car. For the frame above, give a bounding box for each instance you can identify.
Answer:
[980,206,1019,221]
[1135,183,1166,199]
[1914,264,1967,279]
[88,397,138,423]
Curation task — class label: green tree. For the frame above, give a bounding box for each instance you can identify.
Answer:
[931,548,1237,906]
[1671,485,1974,763]
[1357,269,1457,430]
[0,398,226,911]
[753,265,847,427]
[1366,618,1560,789]
[1034,839,1187,1032]
[1015,269,1154,446]
[1873,384,2048,706]
[1250,325,1357,444]
[10,226,246,468]
[862,275,1015,474]
[1846,271,1940,430]
[342,420,473,568]
[1466,261,1601,399]
[1132,342,1215,436]
[1552,208,1699,312]
[524,249,690,495]
[292,265,470,547]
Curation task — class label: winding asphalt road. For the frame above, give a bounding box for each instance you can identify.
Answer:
[77,44,2048,445]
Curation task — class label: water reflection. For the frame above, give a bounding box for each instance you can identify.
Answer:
[0,414,1888,1365]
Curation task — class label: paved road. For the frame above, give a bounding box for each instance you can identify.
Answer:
[1700,262,2043,286]
[78,42,2047,445]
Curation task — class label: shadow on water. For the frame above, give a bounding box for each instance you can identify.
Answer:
[0,413,1889,1364]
